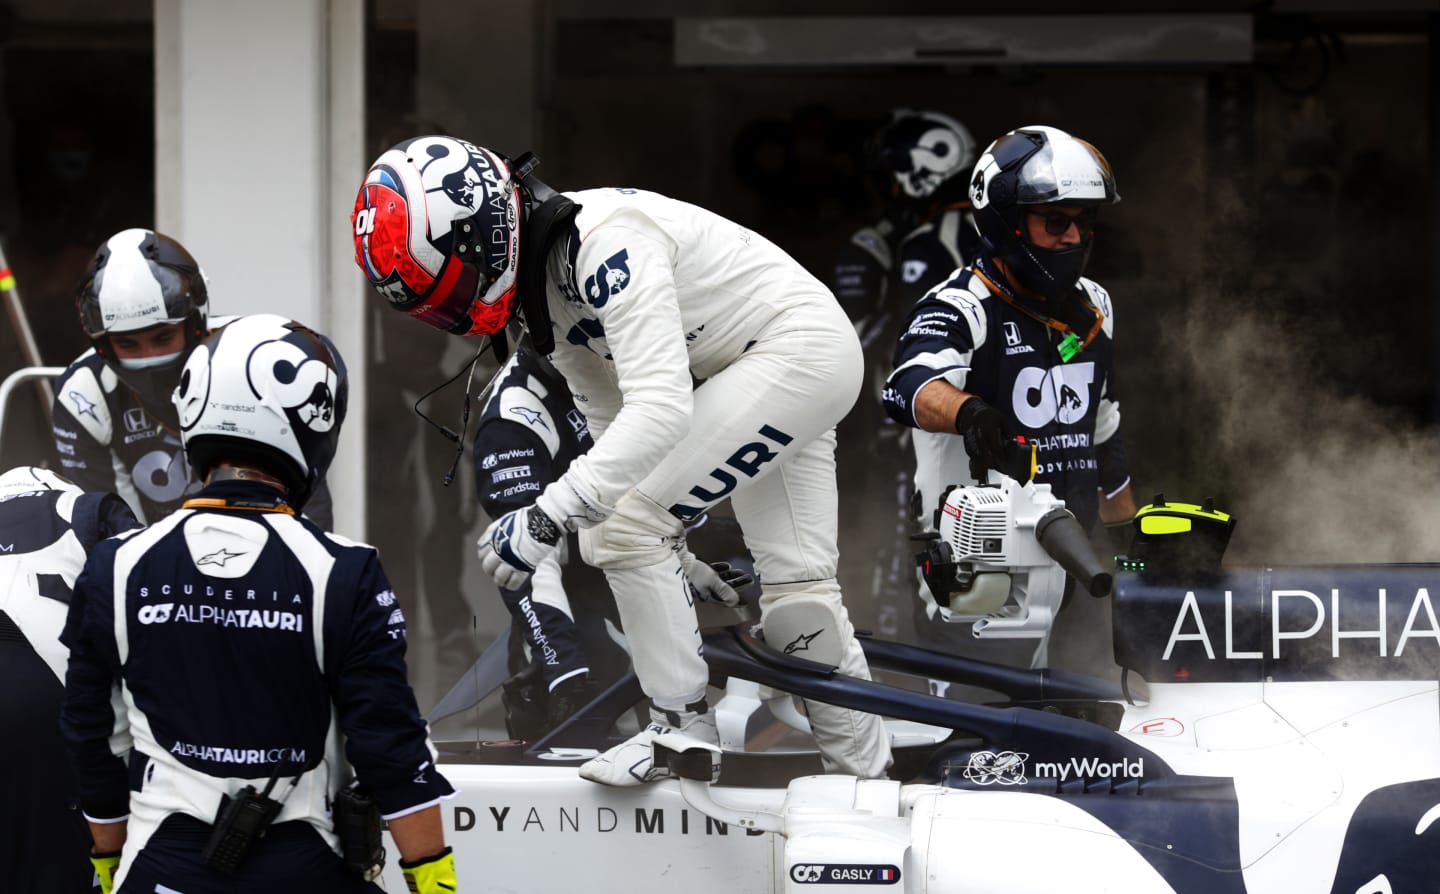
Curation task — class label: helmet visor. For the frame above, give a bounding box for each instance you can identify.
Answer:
[405,237,517,338]
[1016,137,1117,206]
[406,254,484,334]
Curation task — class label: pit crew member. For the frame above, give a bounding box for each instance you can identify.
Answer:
[475,341,628,739]
[0,466,139,893]
[883,124,1137,531]
[50,229,334,528]
[60,315,456,892]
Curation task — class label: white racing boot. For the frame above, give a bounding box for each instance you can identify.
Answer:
[579,700,719,786]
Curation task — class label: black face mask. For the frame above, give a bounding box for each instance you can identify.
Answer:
[1010,239,1096,303]
[111,360,185,428]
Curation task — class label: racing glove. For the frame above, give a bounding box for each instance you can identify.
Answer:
[90,849,121,894]
[954,397,1033,484]
[679,548,754,607]
[401,846,457,893]
[477,504,563,590]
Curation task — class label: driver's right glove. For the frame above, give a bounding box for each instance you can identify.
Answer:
[477,505,563,590]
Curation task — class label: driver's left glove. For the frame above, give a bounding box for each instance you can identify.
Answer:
[679,548,753,607]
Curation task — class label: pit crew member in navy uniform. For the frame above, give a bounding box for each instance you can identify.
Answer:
[831,109,983,644]
[50,229,334,529]
[60,315,456,893]
[0,466,139,894]
[475,342,628,738]
[884,125,1136,535]
[353,135,892,786]
[833,108,982,354]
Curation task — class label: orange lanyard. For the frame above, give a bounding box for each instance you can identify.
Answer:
[181,498,295,515]
[972,266,1105,353]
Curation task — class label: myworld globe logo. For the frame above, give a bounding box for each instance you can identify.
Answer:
[962,750,1146,785]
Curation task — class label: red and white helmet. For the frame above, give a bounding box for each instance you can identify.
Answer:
[352,135,522,336]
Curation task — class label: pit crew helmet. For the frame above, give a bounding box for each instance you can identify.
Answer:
[869,109,976,202]
[75,228,209,409]
[352,135,522,337]
[969,125,1120,301]
[173,314,347,510]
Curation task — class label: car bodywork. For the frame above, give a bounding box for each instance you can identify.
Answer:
[380,480,1440,892]
[379,560,1440,892]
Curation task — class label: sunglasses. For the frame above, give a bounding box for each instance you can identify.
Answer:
[1027,208,1099,237]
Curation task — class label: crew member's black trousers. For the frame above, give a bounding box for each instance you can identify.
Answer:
[0,618,95,892]
[119,815,381,893]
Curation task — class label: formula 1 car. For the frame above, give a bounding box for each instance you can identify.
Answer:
[380,478,1440,893]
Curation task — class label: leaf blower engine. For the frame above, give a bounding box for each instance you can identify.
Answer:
[916,476,1113,648]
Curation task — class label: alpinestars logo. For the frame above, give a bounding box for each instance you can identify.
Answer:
[68,391,100,422]
[783,630,823,654]
[197,548,246,568]
[509,406,547,429]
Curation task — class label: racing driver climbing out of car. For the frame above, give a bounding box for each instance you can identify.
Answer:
[352,135,892,785]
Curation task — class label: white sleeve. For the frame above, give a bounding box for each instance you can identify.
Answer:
[548,340,621,442]
[551,223,693,521]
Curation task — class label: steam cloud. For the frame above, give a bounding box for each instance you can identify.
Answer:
[1163,293,1440,565]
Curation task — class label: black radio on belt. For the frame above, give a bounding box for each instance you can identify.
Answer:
[200,765,288,874]
[333,782,386,880]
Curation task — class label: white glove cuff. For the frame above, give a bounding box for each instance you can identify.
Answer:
[535,477,610,531]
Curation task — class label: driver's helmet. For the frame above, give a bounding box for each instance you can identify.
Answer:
[352,135,522,337]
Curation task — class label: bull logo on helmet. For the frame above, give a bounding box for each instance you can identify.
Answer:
[249,340,340,434]
[898,125,966,198]
[409,137,497,218]
[298,381,336,429]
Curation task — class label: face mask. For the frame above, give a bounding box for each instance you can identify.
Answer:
[117,350,183,371]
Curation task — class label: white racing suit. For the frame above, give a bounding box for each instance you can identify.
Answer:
[540,188,891,779]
